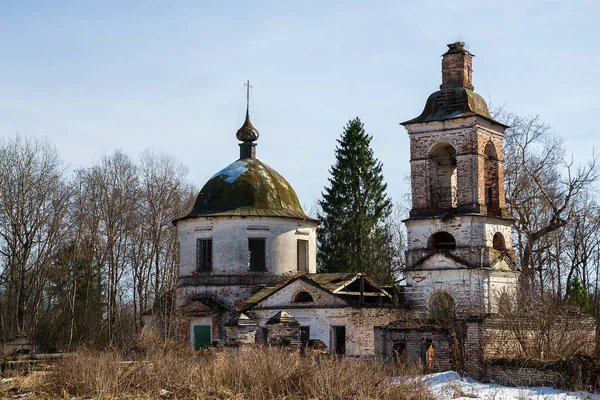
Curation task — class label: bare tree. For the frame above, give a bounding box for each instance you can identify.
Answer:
[492,287,595,359]
[497,111,599,288]
[132,150,192,334]
[87,151,138,346]
[0,135,70,338]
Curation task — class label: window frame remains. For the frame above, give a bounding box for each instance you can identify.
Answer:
[297,239,309,272]
[196,238,213,271]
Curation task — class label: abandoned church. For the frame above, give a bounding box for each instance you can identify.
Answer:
[144,42,595,382]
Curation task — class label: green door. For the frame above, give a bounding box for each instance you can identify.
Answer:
[193,325,211,350]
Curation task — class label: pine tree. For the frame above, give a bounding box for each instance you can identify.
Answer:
[317,118,397,284]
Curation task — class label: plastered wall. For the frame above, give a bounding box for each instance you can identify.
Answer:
[177,216,317,277]
[402,269,519,315]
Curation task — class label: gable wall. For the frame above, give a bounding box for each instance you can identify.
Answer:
[256,279,347,308]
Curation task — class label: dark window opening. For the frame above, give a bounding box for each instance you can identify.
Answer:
[492,232,506,251]
[297,239,309,272]
[421,339,435,370]
[484,142,500,214]
[486,187,494,205]
[427,232,456,250]
[332,326,346,355]
[299,326,310,347]
[261,327,268,345]
[196,238,212,271]
[248,238,266,271]
[293,291,314,303]
[393,342,407,365]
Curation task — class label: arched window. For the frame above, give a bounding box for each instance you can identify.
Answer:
[428,291,456,324]
[429,143,458,209]
[484,142,500,214]
[427,232,456,250]
[293,291,314,303]
[492,232,506,251]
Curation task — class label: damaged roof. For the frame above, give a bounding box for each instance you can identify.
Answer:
[242,273,396,310]
[401,87,507,128]
[304,273,363,291]
[174,158,317,223]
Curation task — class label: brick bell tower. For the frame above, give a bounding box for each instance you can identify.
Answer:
[400,42,518,317]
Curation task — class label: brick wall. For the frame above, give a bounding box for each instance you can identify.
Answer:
[406,118,507,217]
[266,323,299,347]
[374,325,452,371]
[479,315,596,360]
[464,319,484,379]
[485,365,565,388]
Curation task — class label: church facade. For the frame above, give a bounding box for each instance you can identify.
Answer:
[171,90,397,355]
[167,42,530,366]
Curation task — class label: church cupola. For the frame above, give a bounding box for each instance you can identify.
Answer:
[237,80,259,159]
[173,80,318,320]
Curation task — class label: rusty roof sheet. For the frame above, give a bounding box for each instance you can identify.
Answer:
[242,284,283,308]
[304,273,359,291]
[401,87,507,128]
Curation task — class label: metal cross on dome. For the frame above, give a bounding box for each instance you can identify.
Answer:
[244,80,252,113]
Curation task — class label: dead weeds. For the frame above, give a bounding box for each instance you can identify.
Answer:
[0,336,433,399]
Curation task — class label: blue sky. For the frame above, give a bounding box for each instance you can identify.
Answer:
[0,1,598,209]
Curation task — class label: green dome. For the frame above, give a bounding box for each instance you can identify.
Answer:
[178,158,314,221]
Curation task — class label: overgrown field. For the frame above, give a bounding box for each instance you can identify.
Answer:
[0,338,432,399]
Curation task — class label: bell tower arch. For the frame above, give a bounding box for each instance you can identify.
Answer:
[401,43,519,316]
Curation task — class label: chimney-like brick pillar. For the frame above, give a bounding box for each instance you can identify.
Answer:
[440,42,474,90]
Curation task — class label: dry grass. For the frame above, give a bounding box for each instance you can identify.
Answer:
[0,335,433,399]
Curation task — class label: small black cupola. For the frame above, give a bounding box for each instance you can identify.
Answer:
[237,80,259,159]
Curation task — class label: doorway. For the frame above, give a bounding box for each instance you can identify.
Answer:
[393,342,407,365]
[332,326,346,354]
[299,326,310,347]
[193,325,211,350]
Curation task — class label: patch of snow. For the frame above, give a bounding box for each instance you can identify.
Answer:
[396,371,600,400]
[212,160,249,183]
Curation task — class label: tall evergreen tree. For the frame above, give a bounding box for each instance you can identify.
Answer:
[317,118,397,284]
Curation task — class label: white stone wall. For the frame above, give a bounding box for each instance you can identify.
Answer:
[177,216,318,277]
[403,268,519,315]
[251,307,396,356]
[406,215,513,251]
